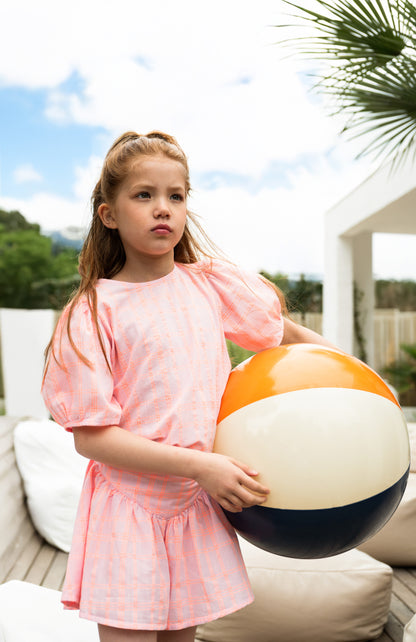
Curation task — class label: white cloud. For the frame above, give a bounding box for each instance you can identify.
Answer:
[0,192,89,232]
[13,163,43,184]
[190,154,372,275]
[73,155,103,202]
[0,0,342,179]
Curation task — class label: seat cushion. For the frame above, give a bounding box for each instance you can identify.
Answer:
[404,613,416,642]
[13,419,87,552]
[408,423,416,472]
[0,581,98,642]
[358,423,416,565]
[359,473,416,565]
[197,538,392,642]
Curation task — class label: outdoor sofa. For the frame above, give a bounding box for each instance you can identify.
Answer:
[2,415,416,641]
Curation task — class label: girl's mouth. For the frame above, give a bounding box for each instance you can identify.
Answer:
[151,224,172,233]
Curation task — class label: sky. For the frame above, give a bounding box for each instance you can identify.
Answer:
[0,0,415,279]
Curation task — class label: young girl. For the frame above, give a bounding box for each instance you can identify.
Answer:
[42,131,333,642]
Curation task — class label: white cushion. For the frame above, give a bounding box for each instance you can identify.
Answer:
[0,581,98,641]
[358,423,416,565]
[359,473,416,566]
[197,538,392,642]
[13,419,88,552]
[404,614,416,642]
[408,423,416,473]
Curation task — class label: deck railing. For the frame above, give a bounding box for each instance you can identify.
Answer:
[290,310,416,372]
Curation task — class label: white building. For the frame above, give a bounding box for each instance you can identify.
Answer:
[323,156,416,367]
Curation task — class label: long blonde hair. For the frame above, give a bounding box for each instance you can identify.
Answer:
[44,130,287,373]
[45,130,220,371]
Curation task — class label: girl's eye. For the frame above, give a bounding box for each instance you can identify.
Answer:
[171,193,184,201]
[137,191,150,199]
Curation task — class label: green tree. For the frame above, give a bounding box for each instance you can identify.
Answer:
[0,208,40,232]
[383,343,416,404]
[285,274,322,319]
[226,341,255,368]
[0,230,54,307]
[30,275,80,310]
[260,270,323,316]
[279,0,416,166]
[376,279,416,310]
[0,209,79,309]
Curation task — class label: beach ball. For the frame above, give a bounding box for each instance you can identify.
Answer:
[214,343,410,559]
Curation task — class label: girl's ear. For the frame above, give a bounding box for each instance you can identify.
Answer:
[98,203,118,229]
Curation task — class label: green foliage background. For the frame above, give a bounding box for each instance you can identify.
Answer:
[0,208,80,310]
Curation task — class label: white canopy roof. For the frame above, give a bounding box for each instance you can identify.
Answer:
[327,155,416,237]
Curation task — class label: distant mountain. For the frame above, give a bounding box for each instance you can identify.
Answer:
[45,226,86,250]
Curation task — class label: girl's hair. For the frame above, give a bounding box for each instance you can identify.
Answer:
[44,130,287,373]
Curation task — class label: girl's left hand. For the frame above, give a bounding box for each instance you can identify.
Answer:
[191,451,270,513]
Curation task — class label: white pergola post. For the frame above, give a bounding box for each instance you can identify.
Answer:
[352,232,374,367]
[323,227,354,354]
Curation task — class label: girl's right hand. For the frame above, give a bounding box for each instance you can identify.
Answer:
[193,452,270,513]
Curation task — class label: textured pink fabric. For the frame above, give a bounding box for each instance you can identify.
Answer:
[42,260,283,630]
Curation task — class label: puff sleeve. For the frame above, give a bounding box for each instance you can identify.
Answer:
[41,299,122,431]
[203,260,284,351]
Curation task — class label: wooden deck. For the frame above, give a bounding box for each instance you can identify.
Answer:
[0,518,68,592]
[380,567,416,641]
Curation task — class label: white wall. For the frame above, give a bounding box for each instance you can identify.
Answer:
[0,309,56,419]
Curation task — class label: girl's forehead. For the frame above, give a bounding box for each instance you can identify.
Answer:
[128,155,186,182]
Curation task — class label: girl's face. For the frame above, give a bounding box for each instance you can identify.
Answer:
[99,155,187,280]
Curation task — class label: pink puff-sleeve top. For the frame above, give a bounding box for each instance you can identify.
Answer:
[42,260,283,631]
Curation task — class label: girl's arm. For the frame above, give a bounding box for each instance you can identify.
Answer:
[281,317,338,349]
[73,426,269,513]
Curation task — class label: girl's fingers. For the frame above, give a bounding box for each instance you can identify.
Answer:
[230,458,259,476]
[225,487,268,510]
[230,458,270,495]
[235,487,268,507]
[221,498,243,513]
[240,476,270,496]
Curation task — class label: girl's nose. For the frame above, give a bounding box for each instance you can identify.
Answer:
[154,197,170,217]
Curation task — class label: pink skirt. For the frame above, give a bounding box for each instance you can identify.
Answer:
[62,462,254,630]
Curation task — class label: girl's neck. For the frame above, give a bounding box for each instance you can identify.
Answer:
[112,255,175,283]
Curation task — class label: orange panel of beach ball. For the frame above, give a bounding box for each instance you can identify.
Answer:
[214,343,410,559]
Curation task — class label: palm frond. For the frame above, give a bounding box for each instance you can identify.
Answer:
[328,58,416,161]
[279,0,409,65]
[277,0,416,165]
